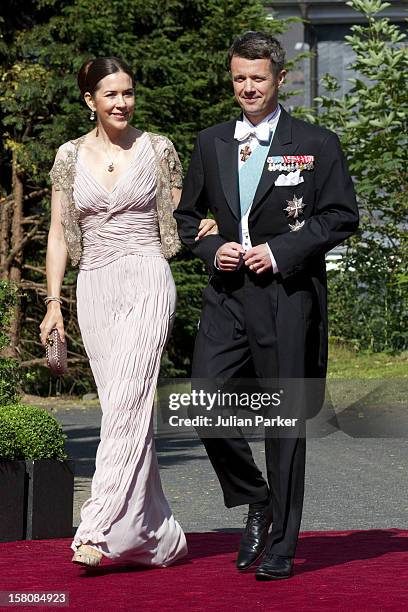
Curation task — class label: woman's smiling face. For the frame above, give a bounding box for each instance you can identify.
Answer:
[85,71,135,131]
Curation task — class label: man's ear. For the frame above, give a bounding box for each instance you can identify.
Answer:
[277,70,287,88]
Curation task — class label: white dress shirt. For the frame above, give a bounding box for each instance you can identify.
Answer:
[238,106,281,273]
[215,106,281,272]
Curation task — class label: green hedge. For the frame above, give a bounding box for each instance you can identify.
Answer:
[0,418,19,460]
[0,404,67,461]
[0,358,22,405]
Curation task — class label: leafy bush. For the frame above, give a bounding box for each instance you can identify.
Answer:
[0,281,21,402]
[165,254,208,376]
[0,281,18,351]
[327,260,407,353]
[0,418,19,460]
[0,404,67,460]
[0,357,22,405]
[298,0,407,352]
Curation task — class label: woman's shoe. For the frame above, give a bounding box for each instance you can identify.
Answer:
[72,544,103,567]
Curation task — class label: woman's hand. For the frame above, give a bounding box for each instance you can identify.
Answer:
[39,303,65,347]
[195,218,218,241]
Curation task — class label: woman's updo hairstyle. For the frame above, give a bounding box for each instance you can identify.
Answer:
[77,57,135,97]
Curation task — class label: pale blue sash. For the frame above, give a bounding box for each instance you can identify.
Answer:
[238,133,273,218]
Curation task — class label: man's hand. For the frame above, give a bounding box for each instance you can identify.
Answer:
[243,244,272,274]
[215,242,245,271]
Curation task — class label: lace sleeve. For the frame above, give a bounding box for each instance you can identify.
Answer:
[48,139,83,267]
[147,132,182,259]
[49,144,75,192]
[49,148,64,191]
[163,140,183,190]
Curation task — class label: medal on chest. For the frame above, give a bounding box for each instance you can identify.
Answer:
[240,145,252,163]
[267,155,315,172]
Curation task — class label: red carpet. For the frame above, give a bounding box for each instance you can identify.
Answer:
[0,530,407,611]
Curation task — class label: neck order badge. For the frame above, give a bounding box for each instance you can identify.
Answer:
[239,131,273,218]
[240,145,252,163]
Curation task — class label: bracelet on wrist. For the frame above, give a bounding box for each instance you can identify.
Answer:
[44,296,63,305]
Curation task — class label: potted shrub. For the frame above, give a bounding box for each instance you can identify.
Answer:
[0,403,74,541]
[0,417,26,541]
[0,280,74,541]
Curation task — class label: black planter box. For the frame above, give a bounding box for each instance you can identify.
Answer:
[25,459,75,540]
[0,459,74,541]
[0,460,26,542]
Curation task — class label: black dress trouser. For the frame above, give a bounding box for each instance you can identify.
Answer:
[191,268,319,557]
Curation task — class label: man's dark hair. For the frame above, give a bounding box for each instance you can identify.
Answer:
[227,31,285,75]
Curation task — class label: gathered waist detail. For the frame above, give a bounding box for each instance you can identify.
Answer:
[79,208,163,270]
[79,244,164,270]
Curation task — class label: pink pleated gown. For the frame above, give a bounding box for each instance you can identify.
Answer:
[71,133,187,566]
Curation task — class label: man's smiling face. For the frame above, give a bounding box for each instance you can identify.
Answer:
[230,56,285,125]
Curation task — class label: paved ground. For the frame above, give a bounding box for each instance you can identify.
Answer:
[50,403,408,533]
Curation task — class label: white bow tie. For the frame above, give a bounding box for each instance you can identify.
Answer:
[234,120,271,143]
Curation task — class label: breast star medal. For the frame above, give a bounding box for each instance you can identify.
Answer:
[289,220,305,232]
[284,195,306,219]
[240,145,252,162]
[284,194,307,232]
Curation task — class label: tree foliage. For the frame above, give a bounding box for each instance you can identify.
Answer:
[2,0,405,398]
[304,0,407,351]
[2,0,289,177]
[0,281,21,403]
[0,0,291,391]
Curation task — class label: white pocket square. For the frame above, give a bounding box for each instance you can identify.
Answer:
[274,170,304,186]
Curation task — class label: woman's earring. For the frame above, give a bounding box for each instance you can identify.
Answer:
[90,110,95,121]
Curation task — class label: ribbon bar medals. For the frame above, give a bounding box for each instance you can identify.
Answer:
[267,155,315,172]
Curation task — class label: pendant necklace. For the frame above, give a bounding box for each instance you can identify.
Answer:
[101,139,121,173]
[104,145,120,172]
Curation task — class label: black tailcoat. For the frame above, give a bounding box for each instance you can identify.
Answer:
[174,107,359,378]
[174,107,359,556]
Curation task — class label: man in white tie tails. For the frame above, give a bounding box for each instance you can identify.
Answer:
[175,31,358,580]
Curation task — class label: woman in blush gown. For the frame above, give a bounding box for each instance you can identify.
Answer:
[39,57,216,568]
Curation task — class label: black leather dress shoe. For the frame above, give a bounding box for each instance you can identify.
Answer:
[236,509,273,571]
[255,553,294,580]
